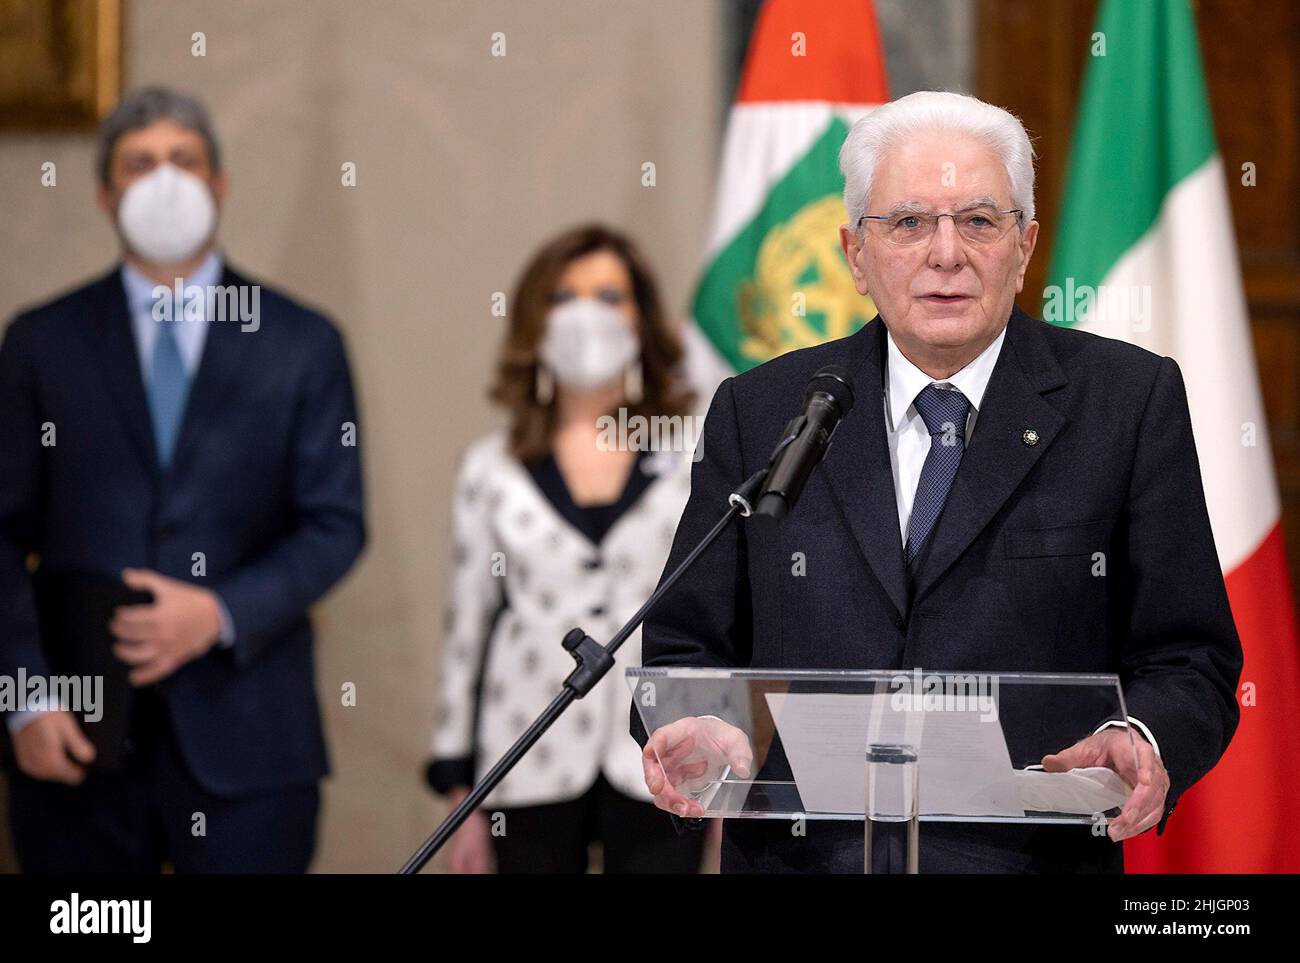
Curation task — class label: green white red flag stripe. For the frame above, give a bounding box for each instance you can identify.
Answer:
[1046,0,1300,872]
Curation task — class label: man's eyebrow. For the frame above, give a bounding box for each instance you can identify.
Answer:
[878,196,1002,217]
[956,196,1001,211]
[880,200,931,217]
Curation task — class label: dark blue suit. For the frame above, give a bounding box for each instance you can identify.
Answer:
[634,308,1242,873]
[0,263,365,871]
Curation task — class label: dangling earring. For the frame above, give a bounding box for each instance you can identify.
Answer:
[535,364,554,404]
[624,359,643,404]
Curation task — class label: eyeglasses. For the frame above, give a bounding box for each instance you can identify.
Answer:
[857,208,1024,246]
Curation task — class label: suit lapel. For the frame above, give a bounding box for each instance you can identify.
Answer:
[91,268,162,481]
[819,317,911,619]
[167,265,247,478]
[909,307,1069,604]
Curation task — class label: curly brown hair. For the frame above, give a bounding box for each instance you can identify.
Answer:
[490,223,696,463]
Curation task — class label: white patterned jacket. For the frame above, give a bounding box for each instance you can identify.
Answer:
[429,428,694,808]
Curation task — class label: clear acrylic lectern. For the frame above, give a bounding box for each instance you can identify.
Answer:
[628,668,1138,873]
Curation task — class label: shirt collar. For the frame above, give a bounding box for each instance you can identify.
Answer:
[120,249,225,315]
[885,323,1007,432]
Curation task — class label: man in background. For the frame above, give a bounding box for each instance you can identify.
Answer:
[0,86,365,872]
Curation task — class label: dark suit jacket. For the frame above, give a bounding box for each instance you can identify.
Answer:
[633,307,1242,873]
[0,263,365,797]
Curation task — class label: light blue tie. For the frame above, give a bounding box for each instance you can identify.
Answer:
[148,323,189,467]
[905,384,971,572]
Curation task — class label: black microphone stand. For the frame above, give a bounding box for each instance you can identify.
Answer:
[397,428,803,874]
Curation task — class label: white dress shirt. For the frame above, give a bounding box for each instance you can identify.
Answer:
[880,323,1159,759]
[884,324,1005,549]
[121,250,221,376]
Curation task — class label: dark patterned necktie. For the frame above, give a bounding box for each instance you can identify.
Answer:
[904,384,971,571]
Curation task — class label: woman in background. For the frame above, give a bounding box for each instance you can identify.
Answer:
[427,224,703,873]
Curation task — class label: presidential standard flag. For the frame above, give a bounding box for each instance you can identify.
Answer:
[1045,0,1300,872]
[683,0,889,401]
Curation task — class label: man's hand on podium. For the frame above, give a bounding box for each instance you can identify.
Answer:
[641,716,754,818]
[1041,727,1170,841]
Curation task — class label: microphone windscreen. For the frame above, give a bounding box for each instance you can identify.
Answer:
[806,364,856,416]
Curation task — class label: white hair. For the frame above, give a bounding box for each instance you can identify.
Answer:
[839,90,1036,229]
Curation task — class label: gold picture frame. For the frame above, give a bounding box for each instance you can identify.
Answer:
[0,0,122,129]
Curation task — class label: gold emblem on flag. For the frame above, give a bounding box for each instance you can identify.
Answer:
[737,195,875,364]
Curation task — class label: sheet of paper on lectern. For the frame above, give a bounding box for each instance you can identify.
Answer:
[763,692,1023,817]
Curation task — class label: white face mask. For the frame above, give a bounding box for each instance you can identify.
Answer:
[539,297,640,390]
[116,164,217,265]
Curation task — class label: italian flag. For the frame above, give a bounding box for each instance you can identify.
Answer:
[1046,0,1300,871]
[683,0,889,400]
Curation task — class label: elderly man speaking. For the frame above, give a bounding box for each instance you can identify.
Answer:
[633,91,1242,873]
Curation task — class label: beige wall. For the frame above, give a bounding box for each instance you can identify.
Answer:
[0,0,723,872]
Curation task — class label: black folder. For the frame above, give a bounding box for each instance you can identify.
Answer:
[33,571,154,773]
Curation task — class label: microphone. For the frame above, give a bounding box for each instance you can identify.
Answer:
[753,364,856,522]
